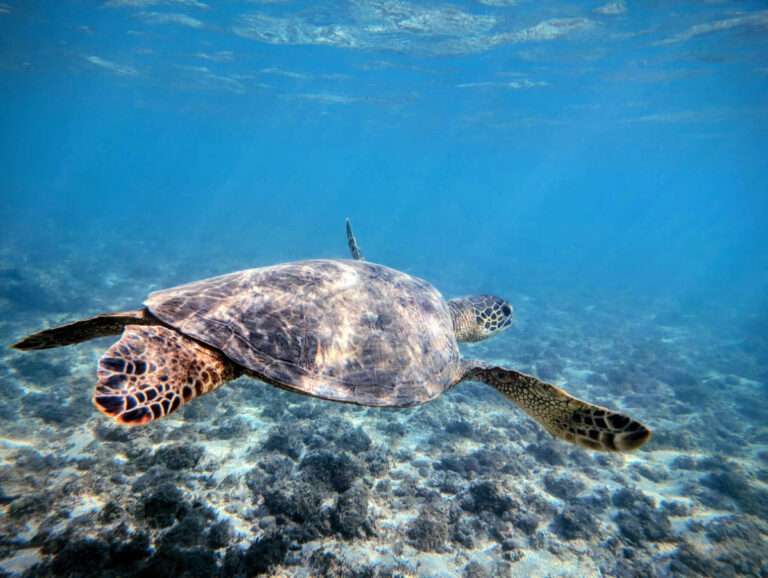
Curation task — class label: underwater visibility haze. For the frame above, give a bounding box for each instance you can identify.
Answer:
[1,1,767,576]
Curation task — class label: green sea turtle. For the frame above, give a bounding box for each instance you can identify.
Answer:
[12,220,650,452]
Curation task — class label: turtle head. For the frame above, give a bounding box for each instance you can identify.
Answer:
[447,295,513,343]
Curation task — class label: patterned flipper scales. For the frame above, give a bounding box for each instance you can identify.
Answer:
[94,325,240,425]
[462,363,651,451]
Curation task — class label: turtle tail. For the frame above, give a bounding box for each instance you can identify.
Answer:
[462,362,651,452]
[12,310,154,351]
[94,325,242,425]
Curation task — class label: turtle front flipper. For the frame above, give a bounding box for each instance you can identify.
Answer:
[460,362,651,452]
[94,325,241,425]
[345,218,365,261]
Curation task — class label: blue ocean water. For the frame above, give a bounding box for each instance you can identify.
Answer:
[1,1,767,576]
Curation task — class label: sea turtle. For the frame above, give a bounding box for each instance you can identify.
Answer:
[12,220,650,452]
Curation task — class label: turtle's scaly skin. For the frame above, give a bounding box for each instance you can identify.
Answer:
[145,259,459,407]
[448,295,513,343]
[94,325,240,425]
[463,363,651,451]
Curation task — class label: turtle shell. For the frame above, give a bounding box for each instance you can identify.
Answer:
[144,259,460,407]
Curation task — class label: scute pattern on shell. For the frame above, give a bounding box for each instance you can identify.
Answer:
[144,260,459,407]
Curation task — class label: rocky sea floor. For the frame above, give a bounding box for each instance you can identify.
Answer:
[0,234,767,577]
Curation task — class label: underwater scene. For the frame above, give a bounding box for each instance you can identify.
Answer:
[1,1,767,576]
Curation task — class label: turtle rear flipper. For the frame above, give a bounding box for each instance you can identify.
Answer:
[345,218,364,261]
[462,362,651,452]
[12,310,152,350]
[94,325,241,425]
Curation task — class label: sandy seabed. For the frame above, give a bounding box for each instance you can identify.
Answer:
[0,250,766,577]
